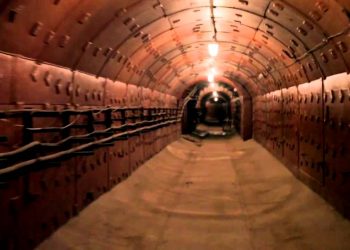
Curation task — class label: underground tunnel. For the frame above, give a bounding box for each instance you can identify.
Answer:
[1,0,350,249]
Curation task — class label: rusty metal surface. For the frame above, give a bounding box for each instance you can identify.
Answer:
[0,52,181,249]
[265,90,284,157]
[282,86,299,169]
[253,72,350,219]
[0,1,348,97]
[298,78,324,185]
[323,73,350,203]
[0,108,181,249]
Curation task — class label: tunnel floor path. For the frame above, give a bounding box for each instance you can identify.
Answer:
[37,136,350,250]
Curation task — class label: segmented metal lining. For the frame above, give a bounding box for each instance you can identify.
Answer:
[0,0,349,98]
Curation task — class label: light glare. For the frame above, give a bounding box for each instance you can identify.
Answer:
[207,67,216,82]
[209,82,217,88]
[208,43,219,57]
[208,73,215,82]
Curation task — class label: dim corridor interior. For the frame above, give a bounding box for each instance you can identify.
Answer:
[37,136,350,250]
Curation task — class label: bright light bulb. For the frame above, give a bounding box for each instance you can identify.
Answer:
[208,73,215,82]
[208,43,219,57]
[207,67,217,82]
[214,97,219,102]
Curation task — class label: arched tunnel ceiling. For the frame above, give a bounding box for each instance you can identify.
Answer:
[0,0,349,98]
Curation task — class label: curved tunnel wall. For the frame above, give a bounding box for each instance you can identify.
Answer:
[253,72,350,218]
[0,0,348,97]
[0,53,182,250]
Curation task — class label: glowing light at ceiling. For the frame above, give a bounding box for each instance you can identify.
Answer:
[208,73,215,82]
[208,43,219,57]
[209,67,216,75]
[207,67,216,82]
[214,97,219,102]
[209,82,217,88]
[208,57,215,66]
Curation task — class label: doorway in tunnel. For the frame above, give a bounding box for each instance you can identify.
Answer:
[196,91,240,136]
[181,82,241,138]
[201,96,229,125]
[181,99,198,134]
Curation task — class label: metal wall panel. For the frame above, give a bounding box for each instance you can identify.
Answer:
[265,90,284,157]
[15,159,75,250]
[282,86,299,169]
[252,74,350,214]
[75,148,109,211]
[252,95,267,144]
[298,79,324,185]
[13,58,73,106]
[0,54,13,105]
[323,73,350,211]
[0,175,23,249]
[73,72,105,107]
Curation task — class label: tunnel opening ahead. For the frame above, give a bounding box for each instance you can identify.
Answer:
[201,95,230,125]
[181,82,241,137]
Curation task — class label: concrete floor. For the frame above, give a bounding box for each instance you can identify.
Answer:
[196,124,225,132]
[37,136,350,250]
